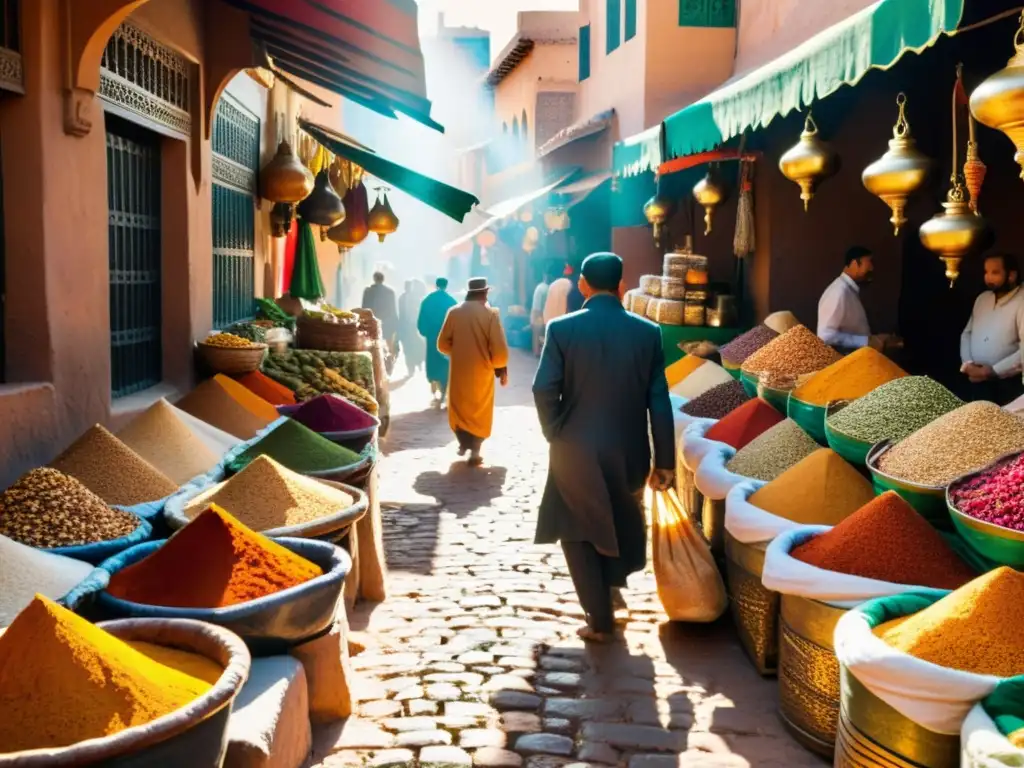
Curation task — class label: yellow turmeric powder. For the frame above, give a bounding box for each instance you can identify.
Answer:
[0,596,213,752]
[665,355,706,389]
[792,347,906,406]
[128,641,223,685]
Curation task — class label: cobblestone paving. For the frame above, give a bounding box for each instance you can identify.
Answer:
[310,350,821,768]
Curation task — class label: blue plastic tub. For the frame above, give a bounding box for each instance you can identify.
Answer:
[46,515,153,565]
[91,537,351,655]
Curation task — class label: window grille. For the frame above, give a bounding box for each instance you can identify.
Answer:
[0,0,22,93]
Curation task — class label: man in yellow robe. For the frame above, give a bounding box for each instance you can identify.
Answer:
[437,277,510,466]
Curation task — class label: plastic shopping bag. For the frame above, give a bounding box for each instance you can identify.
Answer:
[649,488,727,622]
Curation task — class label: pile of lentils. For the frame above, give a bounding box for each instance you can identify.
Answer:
[740,325,841,387]
[0,468,140,548]
[718,324,779,365]
[826,376,963,445]
[681,380,750,419]
[878,402,1024,487]
[950,453,1024,532]
[725,419,820,481]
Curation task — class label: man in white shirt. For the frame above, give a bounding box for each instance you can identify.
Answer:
[817,246,885,353]
[961,253,1024,404]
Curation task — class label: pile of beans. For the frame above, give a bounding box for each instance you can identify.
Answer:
[0,468,140,548]
[718,324,778,365]
[725,419,820,481]
[950,452,1024,532]
[740,325,841,387]
[878,402,1024,487]
[681,380,750,419]
[826,376,963,444]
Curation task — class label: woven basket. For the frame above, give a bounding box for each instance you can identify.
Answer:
[197,342,267,375]
[724,532,779,676]
[296,315,364,352]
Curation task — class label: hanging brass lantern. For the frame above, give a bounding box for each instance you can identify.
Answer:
[259,140,314,204]
[643,194,675,247]
[778,112,835,211]
[476,228,498,248]
[692,170,726,235]
[297,169,346,228]
[326,187,370,252]
[862,93,932,235]
[919,182,987,286]
[522,225,540,252]
[544,207,570,232]
[970,13,1024,180]
[367,189,399,243]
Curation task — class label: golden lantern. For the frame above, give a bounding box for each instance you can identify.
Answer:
[522,225,540,252]
[862,93,931,235]
[778,112,835,211]
[367,189,399,243]
[643,194,675,247]
[326,212,369,253]
[259,140,314,204]
[476,228,498,248]
[692,170,726,235]
[544,207,570,232]
[970,13,1024,180]
[297,169,346,228]
[919,182,986,286]
[519,209,534,223]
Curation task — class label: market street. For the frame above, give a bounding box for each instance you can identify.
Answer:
[309,350,820,768]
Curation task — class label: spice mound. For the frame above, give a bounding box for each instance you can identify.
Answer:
[0,468,141,548]
[764,310,801,335]
[226,418,361,475]
[107,504,322,608]
[665,355,706,389]
[718,324,779,366]
[705,398,784,450]
[749,448,875,525]
[792,347,906,406]
[740,325,841,387]
[681,380,750,419]
[0,534,94,627]
[183,455,354,531]
[0,595,213,752]
[875,567,1024,677]
[51,425,177,505]
[791,491,976,589]
[117,399,219,486]
[950,452,1024,532]
[205,332,259,348]
[826,376,962,444]
[235,370,296,406]
[669,359,733,399]
[293,393,378,433]
[878,402,1024,487]
[176,374,278,440]
[725,419,819,481]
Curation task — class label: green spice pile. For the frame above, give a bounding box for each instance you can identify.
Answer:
[878,402,1024,487]
[225,418,361,475]
[740,325,841,387]
[725,419,820,481]
[826,376,962,445]
[0,468,140,548]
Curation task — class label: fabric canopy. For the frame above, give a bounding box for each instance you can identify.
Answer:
[484,169,580,219]
[663,0,965,160]
[440,217,499,255]
[537,109,615,159]
[300,120,479,223]
[613,124,663,178]
[555,171,613,207]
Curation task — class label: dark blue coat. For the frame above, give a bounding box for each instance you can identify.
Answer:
[532,294,674,572]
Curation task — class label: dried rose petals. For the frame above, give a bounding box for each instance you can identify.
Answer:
[950,453,1024,532]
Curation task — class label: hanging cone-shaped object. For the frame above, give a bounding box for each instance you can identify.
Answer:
[862,93,932,235]
[964,138,987,213]
[259,141,314,204]
[970,13,1024,180]
[919,182,987,287]
[779,112,835,211]
[367,190,399,243]
[297,169,346,227]
[692,170,727,235]
[643,194,675,248]
[326,183,370,251]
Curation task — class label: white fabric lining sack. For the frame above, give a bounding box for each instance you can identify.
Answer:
[694,442,752,501]
[762,527,939,610]
[680,418,723,472]
[724,480,797,546]
[962,704,1024,768]
[834,606,1002,735]
[669,361,734,399]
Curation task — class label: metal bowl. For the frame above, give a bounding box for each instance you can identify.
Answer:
[824,400,875,466]
[866,441,949,530]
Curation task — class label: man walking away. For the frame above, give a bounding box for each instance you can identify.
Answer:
[566,262,585,314]
[531,263,560,356]
[438,277,510,466]
[418,278,458,407]
[399,279,427,376]
[362,272,399,369]
[961,253,1024,404]
[533,253,675,643]
[543,267,572,325]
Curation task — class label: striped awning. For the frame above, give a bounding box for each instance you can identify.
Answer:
[221,0,440,131]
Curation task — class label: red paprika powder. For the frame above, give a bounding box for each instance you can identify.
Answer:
[705,398,783,450]
[234,370,296,406]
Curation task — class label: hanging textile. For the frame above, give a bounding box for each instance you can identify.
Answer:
[733,161,755,258]
[289,221,326,300]
[281,219,299,295]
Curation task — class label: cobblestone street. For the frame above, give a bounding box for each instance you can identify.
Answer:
[310,350,820,768]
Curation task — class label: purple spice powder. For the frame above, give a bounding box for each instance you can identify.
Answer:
[718,325,779,365]
[293,394,377,433]
[950,453,1024,532]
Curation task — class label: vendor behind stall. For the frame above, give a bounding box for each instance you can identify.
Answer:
[817,246,893,355]
[960,253,1024,405]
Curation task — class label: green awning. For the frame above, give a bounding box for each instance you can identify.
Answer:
[663,0,965,160]
[613,124,663,178]
[300,120,479,222]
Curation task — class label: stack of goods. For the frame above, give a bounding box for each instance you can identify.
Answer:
[0,468,142,548]
[718,325,779,370]
[630,252,716,327]
[670,359,735,399]
[951,452,1024,532]
[0,534,94,626]
[764,311,801,335]
[874,567,1024,677]
[204,332,263,349]
[0,596,216,752]
[826,376,963,444]
[225,419,361,475]
[741,325,841,388]
[117,399,219,485]
[749,449,875,526]
[706,399,784,450]
[182,456,354,532]
[107,505,322,608]
[681,380,750,419]
[791,347,907,406]
[791,492,976,589]
[176,374,279,440]
[878,402,1024,487]
[51,425,177,504]
[725,419,820,481]
[665,354,707,389]
[234,370,297,406]
[262,350,377,413]
[291,393,378,433]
